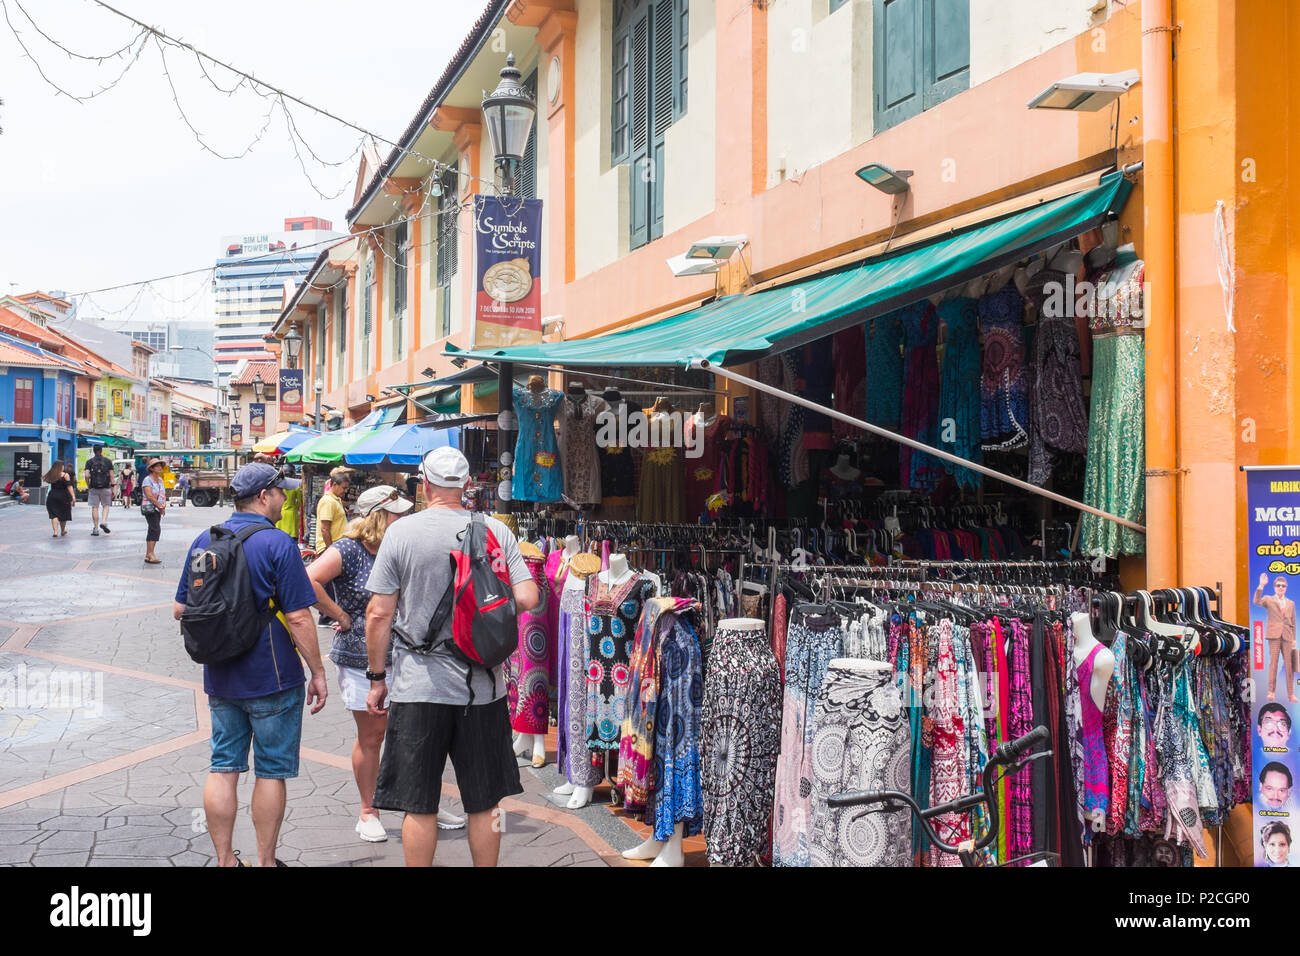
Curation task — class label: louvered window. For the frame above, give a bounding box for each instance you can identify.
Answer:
[613,0,687,250]
[521,70,538,199]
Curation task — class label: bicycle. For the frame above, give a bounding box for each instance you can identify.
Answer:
[828,725,1056,867]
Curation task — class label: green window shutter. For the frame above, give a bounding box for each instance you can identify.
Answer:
[923,0,969,108]
[873,0,923,133]
[675,0,689,120]
[521,70,538,199]
[628,1,652,250]
[612,32,631,163]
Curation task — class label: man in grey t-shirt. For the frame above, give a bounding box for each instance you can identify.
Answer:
[364,447,538,867]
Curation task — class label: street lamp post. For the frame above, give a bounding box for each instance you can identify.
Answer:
[282,323,303,371]
[482,52,538,511]
[252,372,266,402]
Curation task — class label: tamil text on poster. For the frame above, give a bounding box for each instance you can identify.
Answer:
[472,195,542,350]
[1246,467,1300,867]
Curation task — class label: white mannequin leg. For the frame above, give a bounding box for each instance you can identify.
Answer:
[531,733,547,766]
[553,782,575,795]
[649,824,685,867]
[622,836,665,860]
[512,732,530,757]
[565,786,594,809]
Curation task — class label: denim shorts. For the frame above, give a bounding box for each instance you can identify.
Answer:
[208,684,306,779]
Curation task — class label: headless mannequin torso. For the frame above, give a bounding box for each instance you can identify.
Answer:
[1071,611,1114,832]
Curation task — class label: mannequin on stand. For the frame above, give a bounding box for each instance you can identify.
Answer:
[511,539,550,767]
[828,454,860,481]
[552,536,600,808]
[1071,611,1114,834]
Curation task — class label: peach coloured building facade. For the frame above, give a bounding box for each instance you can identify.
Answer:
[270,0,1300,628]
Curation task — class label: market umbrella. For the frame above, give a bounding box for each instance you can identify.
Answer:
[342,416,489,469]
[252,428,318,455]
[286,411,389,465]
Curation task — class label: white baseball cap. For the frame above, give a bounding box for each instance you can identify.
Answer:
[355,484,414,517]
[421,446,471,487]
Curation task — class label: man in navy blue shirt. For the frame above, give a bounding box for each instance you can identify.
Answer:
[173,462,327,867]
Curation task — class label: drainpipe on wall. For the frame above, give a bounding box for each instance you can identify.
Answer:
[1142,0,1179,585]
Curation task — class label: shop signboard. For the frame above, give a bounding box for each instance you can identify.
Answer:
[249,403,266,436]
[230,424,243,446]
[14,450,42,487]
[279,368,304,422]
[112,389,124,418]
[472,195,543,350]
[1245,466,1300,868]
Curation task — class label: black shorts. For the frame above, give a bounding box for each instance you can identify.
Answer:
[372,697,523,815]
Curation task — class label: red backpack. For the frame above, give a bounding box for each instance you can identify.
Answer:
[397,513,518,704]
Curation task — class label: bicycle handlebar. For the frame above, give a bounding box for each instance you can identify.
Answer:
[991,725,1049,767]
[827,725,1051,859]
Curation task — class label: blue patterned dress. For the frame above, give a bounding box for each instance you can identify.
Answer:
[513,385,564,502]
[585,574,655,751]
[978,287,1029,448]
[647,611,705,841]
[936,297,982,487]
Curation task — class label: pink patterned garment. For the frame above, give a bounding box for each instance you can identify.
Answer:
[506,553,554,735]
[928,621,969,867]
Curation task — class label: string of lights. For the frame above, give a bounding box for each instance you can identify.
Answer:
[1,0,150,101]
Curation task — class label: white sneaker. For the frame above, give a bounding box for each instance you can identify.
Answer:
[436,809,466,830]
[355,815,387,842]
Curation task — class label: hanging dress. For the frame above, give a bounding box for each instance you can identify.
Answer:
[648,609,705,842]
[978,286,1030,449]
[935,296,982,488]
[683,414,731,521]
[558,393,607,505]
[598,403,636,510]
[637,414,685,522]
[585,572,655,751]
[1025,269,1089,485]
[506,550,553,735]
[831,324,867,439]
[865,310,904,430]
[513,385,564,503]
[700,624,783,867]
[1080,259,1146,557]
[898,300,944,491]
[808,661,912,867]
[556,557,601,787]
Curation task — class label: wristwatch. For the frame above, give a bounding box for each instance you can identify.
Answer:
[365,669,387,682]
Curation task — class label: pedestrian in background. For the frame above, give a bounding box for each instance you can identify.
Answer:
[43,460,74,538]
[83,445,114,536]
[121,467,134,509]
[111,468,122,507]
[305,484,470,843]
[365,447,539,867]
[177,471,191,507]
[173,462,326,867]
[141,459,167,564]
[315,466,351,553]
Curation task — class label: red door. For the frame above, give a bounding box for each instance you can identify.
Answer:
[14,378,34,423]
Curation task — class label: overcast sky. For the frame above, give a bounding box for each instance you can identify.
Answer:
[0,0,484,331]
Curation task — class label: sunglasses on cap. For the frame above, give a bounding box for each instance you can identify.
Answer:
[248,467,290,498]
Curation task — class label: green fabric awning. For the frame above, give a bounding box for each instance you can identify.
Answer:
[446,172,1132,369]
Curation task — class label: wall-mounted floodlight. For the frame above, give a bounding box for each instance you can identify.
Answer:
[855,163,913,194]
[667,253,725,278]
[1027,69,1140,111]
[686,235,748,260]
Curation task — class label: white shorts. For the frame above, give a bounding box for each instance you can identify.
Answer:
[336,663,391,712]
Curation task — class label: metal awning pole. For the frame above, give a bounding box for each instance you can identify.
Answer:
[693,359,1146,535]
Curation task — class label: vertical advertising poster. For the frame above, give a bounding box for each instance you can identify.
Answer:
[111,388,124,418]
[230,424,243,446]
[279,369,304,422]
[1246,467,1300,867]
[249,403,266,436]
[472,195,543,350]
[159,413,169,442]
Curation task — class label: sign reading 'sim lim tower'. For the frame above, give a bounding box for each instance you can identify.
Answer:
[472,195,543,350]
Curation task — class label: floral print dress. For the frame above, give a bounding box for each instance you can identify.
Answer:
[585,573,655,751]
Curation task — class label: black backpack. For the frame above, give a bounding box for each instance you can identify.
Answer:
[180,523,279,664]
[86,456,113,489]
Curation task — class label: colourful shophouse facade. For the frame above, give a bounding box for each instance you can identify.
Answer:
[270,0,1300,624]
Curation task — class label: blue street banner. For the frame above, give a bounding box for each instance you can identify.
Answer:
[249,403,266,436]
[1246,466,1300,867]
[279,369,304,421]
[472,195,543,350]
[230,424,243,446]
